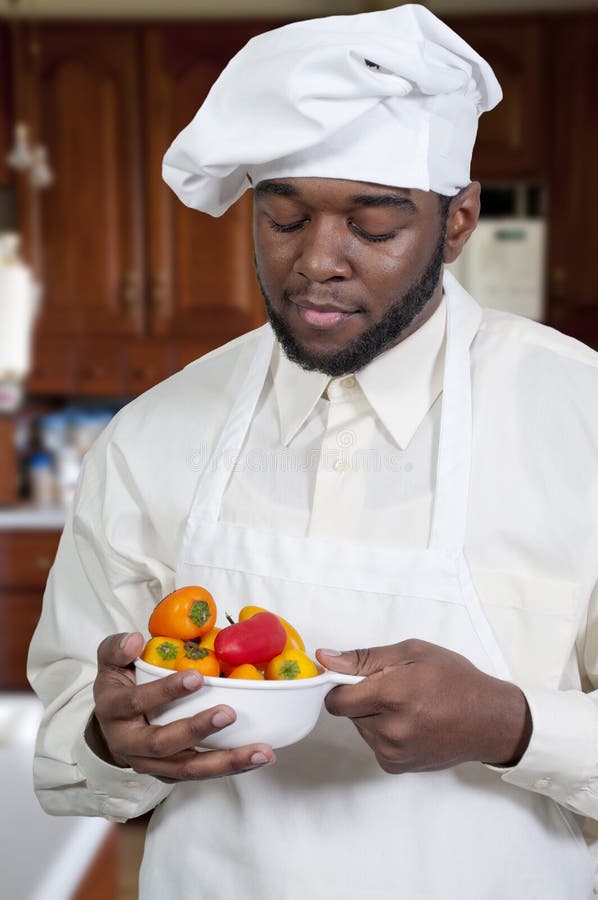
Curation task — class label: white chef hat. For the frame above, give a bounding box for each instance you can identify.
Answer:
[162,4,502,217]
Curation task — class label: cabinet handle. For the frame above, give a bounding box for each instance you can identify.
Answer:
[33,555,53,571]
[79,366,104,380]
[122,271,140,318]
[550,267,567,300]
[150,271,168,320]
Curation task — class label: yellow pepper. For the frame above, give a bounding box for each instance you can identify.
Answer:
[265,648,319,680]
[199,626,221,651]
[141,636,185,669]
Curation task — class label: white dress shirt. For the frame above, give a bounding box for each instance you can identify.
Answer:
[28,286,598,869]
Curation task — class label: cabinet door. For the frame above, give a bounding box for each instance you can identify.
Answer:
[446,17,546,180]
[0,530,60,690]
[144,24,268,346]
[546,15,598,347]
[0,590,43,689]
[0,24,12,186]
[16,24,144,337]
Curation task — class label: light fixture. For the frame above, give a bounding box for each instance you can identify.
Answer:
[6,121,33,170]
[4,0,54,189]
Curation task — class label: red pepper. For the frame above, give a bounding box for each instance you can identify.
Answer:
[214,611,286,666]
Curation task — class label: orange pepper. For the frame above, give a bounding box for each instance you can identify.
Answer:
[238,605,305,652]
[149,586,217,641]
[174,642,220,677]
[265,648,319,681]
[141,636,185,670]
[227,664,265,680]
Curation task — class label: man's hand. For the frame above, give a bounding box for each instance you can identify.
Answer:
[90,632,276,782]
[316,640,532,774]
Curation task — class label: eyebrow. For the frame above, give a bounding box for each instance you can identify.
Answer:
[349,193,417,213]
[254,180,417,212]
[254,181,298,198]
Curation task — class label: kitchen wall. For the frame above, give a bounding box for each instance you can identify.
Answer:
[2,0,598,17]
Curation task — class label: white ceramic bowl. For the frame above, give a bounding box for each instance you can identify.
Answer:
[134,658,363,750]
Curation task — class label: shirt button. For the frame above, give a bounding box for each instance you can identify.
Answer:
[333,459,349,473]
[341,375,356,389]
[533,777,552,789]
[126,780,140,789]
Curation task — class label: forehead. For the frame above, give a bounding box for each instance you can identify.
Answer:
[254,177,433,212]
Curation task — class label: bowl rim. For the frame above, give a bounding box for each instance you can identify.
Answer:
[134,656,331,690]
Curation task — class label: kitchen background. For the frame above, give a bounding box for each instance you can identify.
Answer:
[0,0,597,896]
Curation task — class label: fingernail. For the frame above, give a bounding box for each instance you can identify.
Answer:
[211,710,233,729]
[319,648,341,657]
[250,752,270,766]
[182,672,202,690]
[119,633,132,649]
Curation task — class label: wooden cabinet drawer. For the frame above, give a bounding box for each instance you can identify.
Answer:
[74,343,125,397]
[0,531,60,588]
[0,590,43,689]
[27,342,75,395]
[123,341,174,396]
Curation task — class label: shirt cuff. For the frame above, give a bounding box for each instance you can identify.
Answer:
[492,687,598,806]
[75,725,172,822]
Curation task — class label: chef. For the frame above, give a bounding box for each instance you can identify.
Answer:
[28,5,598,899]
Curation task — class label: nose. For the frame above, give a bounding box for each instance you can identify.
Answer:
[293,217,352,282]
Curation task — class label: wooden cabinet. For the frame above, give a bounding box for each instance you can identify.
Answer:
[0,24,12,186]
[0,420,18,506]
[16,24,144,339]
[446,16,546,181]
[0,529,60,689]
[144,24,266,345]
[13,21,270,398]
[5,14,598,391]
[545,14,598,346]
[449,16,548,181]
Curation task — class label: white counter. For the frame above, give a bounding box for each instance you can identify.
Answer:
[0,694,112,900]
[0,506,68,530]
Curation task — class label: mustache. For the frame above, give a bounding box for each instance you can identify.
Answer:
[282,291,361,314]
[252,255,357,312]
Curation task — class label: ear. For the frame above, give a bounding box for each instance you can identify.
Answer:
[443,182,480,265]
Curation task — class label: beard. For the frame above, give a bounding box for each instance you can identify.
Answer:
[256,222,447,377]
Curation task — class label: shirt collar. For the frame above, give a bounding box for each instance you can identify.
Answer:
[272,275,482,449]
[271,343,330,446]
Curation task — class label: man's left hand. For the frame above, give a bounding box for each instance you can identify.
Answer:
[316,640,532,774]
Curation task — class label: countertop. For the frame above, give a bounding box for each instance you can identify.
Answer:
[0,693,113,900]
[0,506,68,530]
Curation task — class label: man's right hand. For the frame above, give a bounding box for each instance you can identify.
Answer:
[90,632,276,782]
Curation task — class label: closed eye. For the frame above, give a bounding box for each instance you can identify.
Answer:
[267,217,398,242]
[267,218,307,234]
[349,221,398,243]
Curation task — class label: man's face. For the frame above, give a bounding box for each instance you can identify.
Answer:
[253,177,449,376]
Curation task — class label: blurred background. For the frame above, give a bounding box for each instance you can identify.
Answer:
[0,0,597,896]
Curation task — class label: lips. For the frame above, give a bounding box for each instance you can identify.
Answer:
[292,298,360,330]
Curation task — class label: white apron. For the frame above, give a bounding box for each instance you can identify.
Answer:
[140,283,593,899]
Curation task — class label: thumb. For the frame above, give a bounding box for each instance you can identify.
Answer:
[97,631,145,669]
[316,646,385,677]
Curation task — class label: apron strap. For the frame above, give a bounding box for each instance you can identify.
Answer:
[428,274,473,555]
[190,325,276,524]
